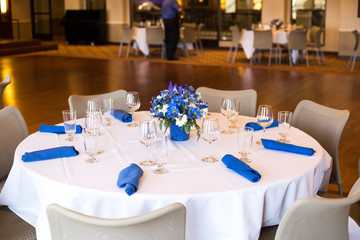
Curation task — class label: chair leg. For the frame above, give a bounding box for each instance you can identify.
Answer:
[316,49,321,65]
[199,40,204,55]
[194,42,200,57]
[288,49,293,67]
[118,42,123,56]
[351,53,357,72]
[227,46,233,62]
[232,46,238,64]
[126,43,131,58]
[320,49,325,64]
[305,50,309,67]
[268,49,272,66]
[338,183,343,196]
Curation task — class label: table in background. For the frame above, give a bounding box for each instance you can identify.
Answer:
[0,112,332,240]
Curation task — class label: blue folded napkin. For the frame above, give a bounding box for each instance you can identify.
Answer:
[221,154,261,183]
[261,139,316,156]
[117,163,144,196]
[22,146,79,162]
[245,120,278,131]
[113,109,132,123]
[39,125,83,134]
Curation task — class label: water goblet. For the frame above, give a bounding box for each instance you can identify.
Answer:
[83,128,100,163]
[278,111,292,143]
[85,111,104,154]
[153,135,169,174]
[62,110,77,141]
[229,99,240,129]
[256,105,273,144]
[126,91,141,127]
[220,98,236,134]
[102,98,114,126]
[238,127,254,163]
[138,120,157,166]
[86,98,101,113]
[201,117,220,162]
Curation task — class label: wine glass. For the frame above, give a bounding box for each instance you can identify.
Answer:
[256,105,273,144]
[85,111,104,154]
[86,98,101,113]
[83,128,100,163]
[62,110,77,141]
[278,111,292,143]
[201,117,220,162]
[126,91,141,127]
[229,99,240,129]
[153,135,169,174]
[220,98,236,134]
[102,98,114,126]
[138,120,157,166]
[238,127,254,163]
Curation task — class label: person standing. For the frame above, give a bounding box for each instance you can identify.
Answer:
[162,0,181,60]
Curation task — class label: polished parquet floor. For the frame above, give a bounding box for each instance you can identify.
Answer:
[1,42,359,196]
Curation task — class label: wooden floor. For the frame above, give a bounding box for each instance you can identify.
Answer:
[1,53,359,195]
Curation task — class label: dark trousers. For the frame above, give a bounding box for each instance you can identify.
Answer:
[163,17,180,59]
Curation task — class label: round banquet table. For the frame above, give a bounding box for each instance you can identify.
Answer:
[0,112,332,240]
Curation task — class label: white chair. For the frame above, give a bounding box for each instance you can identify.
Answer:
[118,25,138,58]
[180,24,200,58]
[348,30,359,72]
[68,89,127,118]
[288,29,309,67]
[0,106,36,240]
[46,202,186,240]
[292,100,350,196]
[227,25,241,63]
[0,75,11,109]
[274,177,360,240]
[251,29,273,66]
[145,25,165,59]
[307,26,325,65]
[196,87,257,117]
[196,23,204,55]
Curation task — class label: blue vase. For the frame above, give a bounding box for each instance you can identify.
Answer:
[170,123,189,141]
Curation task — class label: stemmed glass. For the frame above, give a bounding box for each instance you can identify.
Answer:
[201,117,220,162]
[138,120,157,166]
[83,128,100,163]
[256,105,273,144]
[278,111,292,143]
[87,98,101,113]
[229,99,240,129]
[126,91,141,127]
[153,135,169,174]
[85,111,104,154]
[220,98,236,134]
[102,98,114,126]
[62,110,77,141]
[238,127,254,163]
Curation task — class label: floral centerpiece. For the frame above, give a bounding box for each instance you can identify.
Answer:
[150,82,208,141]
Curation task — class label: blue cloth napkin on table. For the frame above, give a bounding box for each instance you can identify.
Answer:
[39,125,83,134]
[22,146,79,162]
[221,154,261,183]
[261,139,316,156]
[113,109,132,123]
[245,120,278,131]
[117,163,144,196]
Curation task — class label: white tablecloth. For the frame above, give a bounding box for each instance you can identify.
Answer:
[132,27,149,56]
[0,112,332,240]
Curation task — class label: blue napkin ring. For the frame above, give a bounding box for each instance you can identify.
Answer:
[222,154,261,183]
[117,163,144,196]
[113,110,133,123]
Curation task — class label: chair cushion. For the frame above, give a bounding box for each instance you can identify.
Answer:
[0,206,36,240]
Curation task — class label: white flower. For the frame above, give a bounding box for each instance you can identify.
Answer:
[159,104,169,116]
[175,115,188,127]
[201,108,209,118]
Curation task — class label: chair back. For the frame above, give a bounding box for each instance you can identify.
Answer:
[68,89,127,118]
[292,100,350,195]
[0,106,29,184]
[229,25,240,47]
[275,177,360,240]
[181,25,197,43]
[352,30,359,52]
[146,26,164,45]
[121,25,132,43]
[196,87,257,117]
[0,75,11,109]
[46,203,186,240]
[314,28,324,47]
[253,29,273,49]
[288,30,307,50]
[309,26,320,43]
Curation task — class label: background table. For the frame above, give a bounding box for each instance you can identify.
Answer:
[0,112,332,240]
